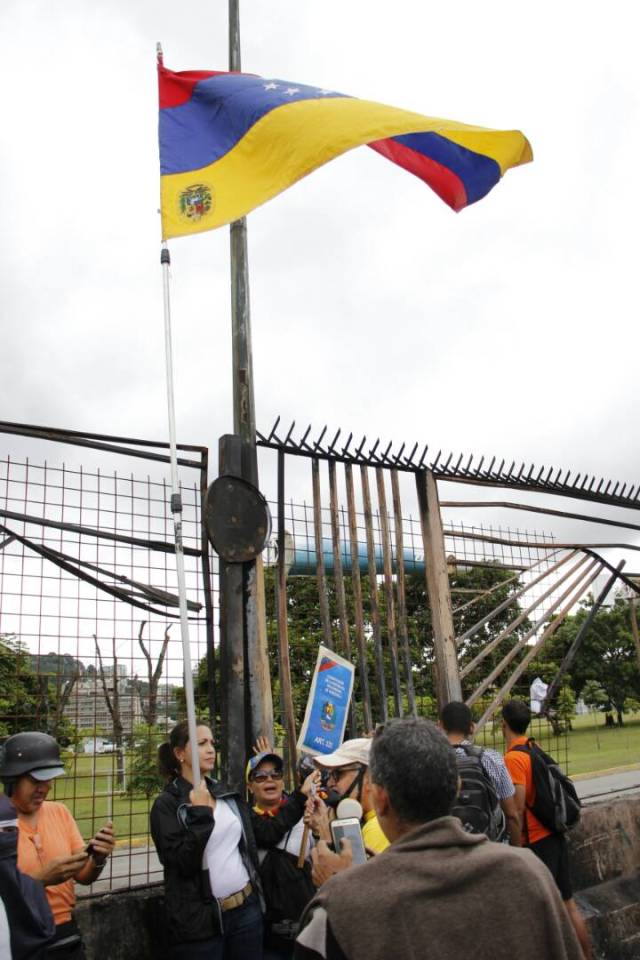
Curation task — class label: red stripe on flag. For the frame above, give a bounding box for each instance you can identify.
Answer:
[158,66,225,109]
[368,137,468,212]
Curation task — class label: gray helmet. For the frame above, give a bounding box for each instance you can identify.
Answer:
[0,732,66,781]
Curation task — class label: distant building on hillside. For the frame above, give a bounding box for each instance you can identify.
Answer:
[63,667,141,735]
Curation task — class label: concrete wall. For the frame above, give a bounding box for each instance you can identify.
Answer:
[571,796,640,960]
[75,795,640,959]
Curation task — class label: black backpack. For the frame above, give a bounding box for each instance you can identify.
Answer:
[451,744,506,842]
[511,738,581,835]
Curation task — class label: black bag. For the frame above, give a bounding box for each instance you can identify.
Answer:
[451,744,506,842]
[259,846,316,925]
[511,738,581,834]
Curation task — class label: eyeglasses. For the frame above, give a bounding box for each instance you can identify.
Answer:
[326,765,362,784]
[251,769,284,783]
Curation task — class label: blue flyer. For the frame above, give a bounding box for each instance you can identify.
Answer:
[297,644,355,756]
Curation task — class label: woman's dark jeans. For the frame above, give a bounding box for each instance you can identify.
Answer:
[166,893,264,960]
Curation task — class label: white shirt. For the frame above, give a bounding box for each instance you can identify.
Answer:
[276,815,313,860]
[203,798,250,899]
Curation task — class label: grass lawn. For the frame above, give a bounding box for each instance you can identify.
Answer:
[51,752,154,846]
[476,710,640,777]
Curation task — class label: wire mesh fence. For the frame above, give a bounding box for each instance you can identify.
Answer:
[1,436,574,894]
[0,451,215,892]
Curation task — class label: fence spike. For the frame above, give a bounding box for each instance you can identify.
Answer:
[382,440,393,462]
[300,424,312,448]
[453,453,463,473]
[407,442,419,465]
[327,428,341,454]
[284,420,296,445]
[267,415,281,442]
[432,450,442,469]
[314,425,327,451]
[394,442,406,465]
[535,465,545,482]
[417,444,429,468]
[355,435,367,458]
[369,438,380,459]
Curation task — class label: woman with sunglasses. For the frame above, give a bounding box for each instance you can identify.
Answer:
[247,739,321,959]
[150,720,263,960]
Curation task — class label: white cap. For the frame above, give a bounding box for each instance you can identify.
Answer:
[313,738,371,768]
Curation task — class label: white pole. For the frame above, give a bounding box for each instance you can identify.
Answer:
[161,243,201,787]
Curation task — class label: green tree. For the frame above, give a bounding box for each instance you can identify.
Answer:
[126,724,166,798]
[539,598,640,725]
[0,635,40,736]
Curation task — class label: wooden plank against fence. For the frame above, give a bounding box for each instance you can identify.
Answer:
[361,464,388,722]
[376,467,402,716]
[277,449,297,783]
[391,469,417,717]
[328,459,357,736]
[415,469,462,710]
[311,457,333,650]
[474,560,603,730]
[345,464,373,732]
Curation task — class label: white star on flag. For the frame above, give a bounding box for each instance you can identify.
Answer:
[263,82,278,91]
[317,89,334,96]
[284,87,300,96]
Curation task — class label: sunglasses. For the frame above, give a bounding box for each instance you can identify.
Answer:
[251,769,284,783]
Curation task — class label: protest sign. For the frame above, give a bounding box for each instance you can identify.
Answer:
[297,645,355,756]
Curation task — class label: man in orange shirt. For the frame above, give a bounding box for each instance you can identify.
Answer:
[0,732,115,959]
[502,700,591,960]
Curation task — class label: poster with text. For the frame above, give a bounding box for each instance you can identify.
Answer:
[297,645,355,756]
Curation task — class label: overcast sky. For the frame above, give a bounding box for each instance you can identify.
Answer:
[1,0,639,569]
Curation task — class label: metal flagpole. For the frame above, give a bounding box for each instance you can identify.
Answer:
[160,240,201,787]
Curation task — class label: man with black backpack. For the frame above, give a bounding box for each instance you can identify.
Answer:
[440,702,521,846]
[502,699,591,960]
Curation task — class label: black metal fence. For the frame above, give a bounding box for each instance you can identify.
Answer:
[6,418,640,892]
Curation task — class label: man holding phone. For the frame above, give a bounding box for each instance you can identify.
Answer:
[0,732,115,959]
[312,739,388,857]
[295,719,583,960]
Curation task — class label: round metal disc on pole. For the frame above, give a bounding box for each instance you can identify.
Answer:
[205,475,272,562]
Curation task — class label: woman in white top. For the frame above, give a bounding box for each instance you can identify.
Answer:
[150,720,263,959]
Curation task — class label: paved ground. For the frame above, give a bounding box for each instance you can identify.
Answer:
[573,766,640,804]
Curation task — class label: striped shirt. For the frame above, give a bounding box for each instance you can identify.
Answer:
[456,740,515,800]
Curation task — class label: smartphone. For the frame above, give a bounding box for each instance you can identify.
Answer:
[329,817,367,866]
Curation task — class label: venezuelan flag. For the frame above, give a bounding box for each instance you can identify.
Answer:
[158,64,532,240]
